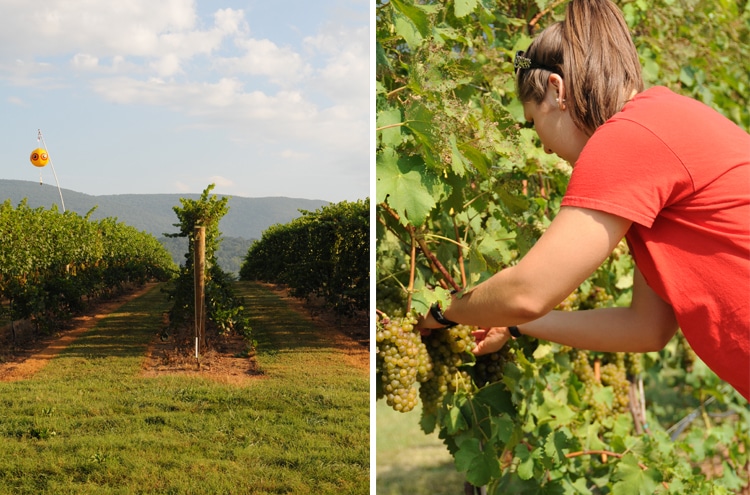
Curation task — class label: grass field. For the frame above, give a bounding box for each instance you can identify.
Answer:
[0,282,369,494]
[376,400,466,495]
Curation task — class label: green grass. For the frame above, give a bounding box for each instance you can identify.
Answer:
[376,400,466,495]
[0,282,369,494]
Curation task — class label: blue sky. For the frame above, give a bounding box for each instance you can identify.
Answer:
[0,0,369,203]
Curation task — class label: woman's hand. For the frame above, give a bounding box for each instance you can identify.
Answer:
[416,311,443,336]
[471,327,513,355]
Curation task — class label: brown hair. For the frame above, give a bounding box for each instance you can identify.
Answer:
[516,0,644,135]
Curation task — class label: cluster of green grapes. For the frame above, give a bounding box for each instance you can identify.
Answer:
[676,332,698,372]
[375,312,432,412]
[375,283,408,318]
[571,350,633,422]
[557,286,614,312]
[579,286,614,310]
[474,346,510,388]
[376,313,513,415]
[600,353,630,413]
[625,352,644,378]
[418,324,477,415]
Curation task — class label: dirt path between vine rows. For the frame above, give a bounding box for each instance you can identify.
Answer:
[140,282,369,385]
[0,283,157,382]
[0,282,369,384]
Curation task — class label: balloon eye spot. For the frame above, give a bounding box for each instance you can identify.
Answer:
[41,153,48,160]
[32,153,39,160]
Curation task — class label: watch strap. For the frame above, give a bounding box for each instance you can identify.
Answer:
[429,304,457,328]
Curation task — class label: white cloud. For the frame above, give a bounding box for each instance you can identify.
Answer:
[174,181,191,193]
[90,77,319,124]
[0,1,369,202]
[150,54,183,78]
[72,53,99,70]
[220,38,311,85]
[0,0,195,57]
[208,175,234,187]
[280,149,311,160]
[305,25,369,107]
[0,1,244,79]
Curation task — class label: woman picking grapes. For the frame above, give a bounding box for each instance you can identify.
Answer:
[418,0,750,400]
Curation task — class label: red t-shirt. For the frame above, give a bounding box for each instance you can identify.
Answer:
[562,86,750,400]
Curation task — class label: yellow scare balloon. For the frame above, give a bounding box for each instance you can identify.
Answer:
[30,148,49,167]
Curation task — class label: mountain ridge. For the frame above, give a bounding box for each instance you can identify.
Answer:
[0,179,330,240]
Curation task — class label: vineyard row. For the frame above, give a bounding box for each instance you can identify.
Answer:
[0,200,176,331]
[240,199,369,317]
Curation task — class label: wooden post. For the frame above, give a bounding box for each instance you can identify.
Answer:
[194,225,206,359]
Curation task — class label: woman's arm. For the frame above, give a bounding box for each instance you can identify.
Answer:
[472,266,679,355]
[422,206,633,329]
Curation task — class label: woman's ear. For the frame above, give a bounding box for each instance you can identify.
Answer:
[549,74,566,110]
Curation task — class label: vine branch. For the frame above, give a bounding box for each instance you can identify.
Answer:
[415,235,461,292]
[529,0,567,28]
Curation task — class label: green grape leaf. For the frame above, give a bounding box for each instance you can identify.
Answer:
[411,286,452,317]
[534,389,576,428]
[642,56,660,83]
[376,148,437,226]
[449,134,467,177]
[455,438,502,487]
[514,443,535,481]
[475,232,514,267]
[454,0,478,18]
[390,0,431,38]
[393,12,423,51]
[445,405,468,435]
[404,101,439,161]
[460,142,490,175]
[420,412,437,434]
[376,108,403,148]
[592,385,614,409]
[491,414,515,444]
[497,187,531,215]
[544,428,571,464]
[473,381,515,416]
[375,41,391,74]
[611,453,662,495]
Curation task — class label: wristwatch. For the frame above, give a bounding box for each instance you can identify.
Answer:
[429,303,457,328]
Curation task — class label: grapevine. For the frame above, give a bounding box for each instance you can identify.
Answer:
[376,0,749,492]
[0,199,176,333]
[164,184,252,347]
[241,199,369,317]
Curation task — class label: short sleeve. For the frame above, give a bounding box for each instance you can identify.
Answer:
[561,118,694,228]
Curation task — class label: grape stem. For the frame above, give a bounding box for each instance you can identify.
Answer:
[407,226,417,311]
[453,218,467,288]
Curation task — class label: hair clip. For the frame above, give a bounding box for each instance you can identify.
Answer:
[514,50,561,75]
[514,51,532,70]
